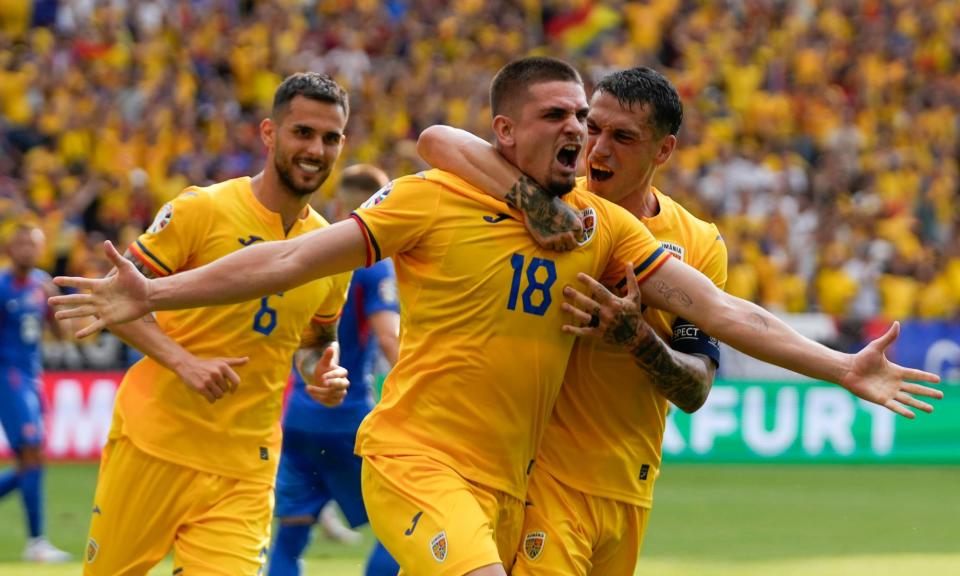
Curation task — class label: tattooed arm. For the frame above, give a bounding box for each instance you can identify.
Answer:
[630,321,715,413]
[563,259,942,418]
[295,320,349,407]
[109,251,248,403]
[417,125,582,251]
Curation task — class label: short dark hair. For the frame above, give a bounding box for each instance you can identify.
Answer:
[272,72,350,120]
[594,67,683,137]
[490,57,582,117]
[340,164,389,195]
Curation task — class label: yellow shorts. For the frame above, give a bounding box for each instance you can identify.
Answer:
[361,454,524,575]
[512,466,649,576]
[84,436,273,576]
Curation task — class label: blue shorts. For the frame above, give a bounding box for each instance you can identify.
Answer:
[0,366,44,451]
[274,427,367,528]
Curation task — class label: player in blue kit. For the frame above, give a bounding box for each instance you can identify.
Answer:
[0,223,71,562]
[269,165,400,576]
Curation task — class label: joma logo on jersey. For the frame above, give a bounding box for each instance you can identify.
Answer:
[523,531,546,560]
[576,208,596,246]
[238,235,265,246]
[404,511,423,536]
[483,213,513,224]
[430,531,447,562]
[660,241,685,261]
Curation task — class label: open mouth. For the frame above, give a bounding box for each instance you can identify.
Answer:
[590,163,614,182]
[556,144,580,170]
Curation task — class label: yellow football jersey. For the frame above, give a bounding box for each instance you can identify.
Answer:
[120,177,351,485]
[539,186,728,508]
[351,170,670,500]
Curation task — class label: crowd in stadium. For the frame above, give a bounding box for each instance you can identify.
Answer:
[1,0,959,320]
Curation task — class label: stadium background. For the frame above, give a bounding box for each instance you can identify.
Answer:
[0,0,958,574]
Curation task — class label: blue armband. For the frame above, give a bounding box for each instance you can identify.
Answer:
[670,317,720,367]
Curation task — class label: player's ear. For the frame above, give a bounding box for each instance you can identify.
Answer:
[655,133,677,166]
[492,115,515,147]
[260,118,275,149]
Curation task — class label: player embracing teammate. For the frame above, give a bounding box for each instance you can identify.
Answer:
[52,59,942,576]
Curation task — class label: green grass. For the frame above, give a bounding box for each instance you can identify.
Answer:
[0,463,958,575]
[642,464,960,560]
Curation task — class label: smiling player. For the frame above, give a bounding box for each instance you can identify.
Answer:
[79,73,353,575]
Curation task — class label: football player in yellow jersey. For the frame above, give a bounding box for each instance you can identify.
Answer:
[74,73,353,575]
[418,66,725,574]
[53,58,942,576]
[416,63,943,574]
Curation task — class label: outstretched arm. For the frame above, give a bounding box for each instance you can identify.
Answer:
[564,260,942,418]
[110,251,248,403]
[50,219,367,336]
[418,125,583,251]
[637,259,851,382]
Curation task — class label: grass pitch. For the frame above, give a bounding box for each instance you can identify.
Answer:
[0,463,957,575]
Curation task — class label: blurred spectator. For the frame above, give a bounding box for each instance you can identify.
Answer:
[1,0,958,321]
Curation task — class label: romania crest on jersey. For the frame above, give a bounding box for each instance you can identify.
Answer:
[86,538,99,563]
[430,531,447,562]
[523,531,546,560]
[576,207,596,246]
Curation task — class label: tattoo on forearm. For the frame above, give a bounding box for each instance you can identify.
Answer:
[651,280,692,309]
[608,309,641,347]
[747,313,769,334]
[632,339,709,412]
[503,175,533,210]
[505,174,578,238]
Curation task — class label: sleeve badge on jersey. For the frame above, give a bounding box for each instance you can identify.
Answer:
[660,241,685,262]
[86,538,99,563]
[576,207,596,246]
[430,531,447,562]
[523,531,547,561]
[360,181,394,209]
[147,202,174,234]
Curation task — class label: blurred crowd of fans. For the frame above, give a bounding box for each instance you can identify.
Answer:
[1,0,959,321]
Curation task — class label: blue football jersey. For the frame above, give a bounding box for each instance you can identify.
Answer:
[284,259,399,434]
[0,268,49,376]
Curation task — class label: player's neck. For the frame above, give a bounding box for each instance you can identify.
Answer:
[621,186,660,220]
[250,172,311,235]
